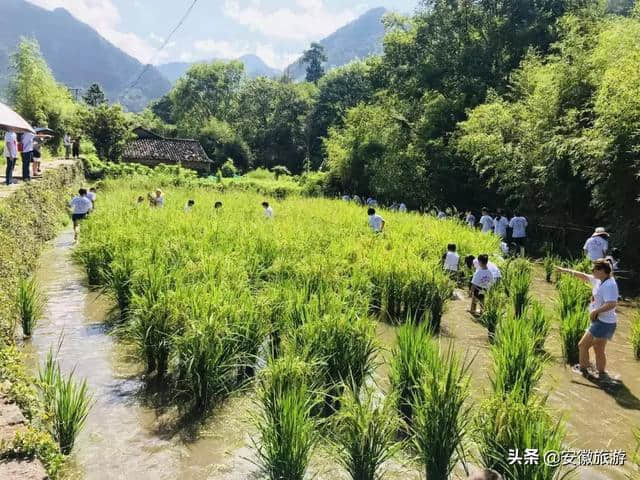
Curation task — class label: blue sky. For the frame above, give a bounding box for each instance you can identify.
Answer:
[27,0,419,69]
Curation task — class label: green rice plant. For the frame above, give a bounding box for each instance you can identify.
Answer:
[475,390,568,480]
[411,344,472,480]
[127,265,178,378]
[72,242,113,285]
[491,315,544,403]
[38,356,93,455]
[15,276,45,338]
[523,300,551,354]
[287,313,378,414]
[556,275,591,321]
[174,317,240,410]
[542,254,558,283]
[253,372,318,480]
[103,253,135,319]
[425,268,454,333]
[333,386,401,480]
[501,259,531,318]
[631,312,640,361]
[480,288,508,339]
[560,308,589,365]
[389,320,438,426]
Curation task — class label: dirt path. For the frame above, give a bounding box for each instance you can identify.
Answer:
[0,158,76,199]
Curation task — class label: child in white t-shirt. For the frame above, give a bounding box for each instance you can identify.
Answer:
[469,254,494,315]
[367,208,385,233]
[262,201,274,218]
[479,208,493,233]
[442,243,460,276]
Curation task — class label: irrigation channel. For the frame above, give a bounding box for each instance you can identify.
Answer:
[24,228,640,480]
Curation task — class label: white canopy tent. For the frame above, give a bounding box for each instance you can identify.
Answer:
[0,102,35,134]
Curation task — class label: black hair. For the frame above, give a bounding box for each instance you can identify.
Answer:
[214,201,223,208]
[188,200,195,206]
[477,254,489,266]
[593,258,612,275]
[90,187,96,192]
[497,208,503,215]
[262,202,269,208]
[481,207,488,213]
[464,255,476,269]
[79,188,87,195]
[447,244,456,251]
[367,208,376,215]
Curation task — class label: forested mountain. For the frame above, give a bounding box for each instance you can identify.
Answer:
[0,0,171,111]
[158,54,281,84]
[285,7,387,81]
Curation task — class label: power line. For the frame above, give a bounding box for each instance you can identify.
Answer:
[123,0,200,95]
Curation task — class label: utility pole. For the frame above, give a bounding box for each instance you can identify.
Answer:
[67,86,81,102]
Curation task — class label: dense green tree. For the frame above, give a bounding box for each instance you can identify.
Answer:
[171,61,244,131]
[83,83,106,106]
[8,38,76,148]
[197,117,252,172]
[231,77,314,173]
[80,103,132,162]
[305,61,375,169]
[150,94,174,124]
[302,43,327,83]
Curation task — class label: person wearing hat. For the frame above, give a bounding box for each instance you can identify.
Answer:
[583,227,609,261]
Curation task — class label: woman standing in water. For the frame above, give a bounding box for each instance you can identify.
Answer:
[557,259,619,379]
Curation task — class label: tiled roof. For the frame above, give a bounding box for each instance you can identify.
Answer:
[123,138,212,164]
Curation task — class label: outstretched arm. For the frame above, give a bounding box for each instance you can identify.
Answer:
[555,266,590,283]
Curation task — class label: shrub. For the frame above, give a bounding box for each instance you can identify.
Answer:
[411,344,472,480]
[15,276,45,338]
[491,315,544,403]
[502,259,532,318]
[220,159,238,177]
[560,308,589,365]
[333,387,400,480]
[543,254,558,283]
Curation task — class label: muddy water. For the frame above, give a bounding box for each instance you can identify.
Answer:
[25,231,638,479]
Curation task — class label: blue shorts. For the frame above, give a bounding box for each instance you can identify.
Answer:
[588,320,616,340]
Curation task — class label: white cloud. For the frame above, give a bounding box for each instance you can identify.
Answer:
[223,0,363,41]
[27,0,157,63]
[191,38,299,70]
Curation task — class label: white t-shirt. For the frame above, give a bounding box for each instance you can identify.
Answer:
[479,215,493,233]
[472,259,501,279]
[444,251,460,271]
[466,214,476,227]
[399,203,407,213]
[70,196,93,214]
[63,134,72,146]
[87,191,96,202]
[154,196,165,207]
[471,268,494,291]
[494,216,509,238]
[583,236,608,261]
[368,214,384,232]
[509,216,528,238]
[500,242,510,256]
[4,131,17,158]
[342,195,350,201]
[437,211,446,219]
[264,206,274,218]
[21,132,35,153]
[589,276,618,324]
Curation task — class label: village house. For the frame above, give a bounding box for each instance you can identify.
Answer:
[122,127,213,175]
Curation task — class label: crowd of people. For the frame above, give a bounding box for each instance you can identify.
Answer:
[3,128,45,185]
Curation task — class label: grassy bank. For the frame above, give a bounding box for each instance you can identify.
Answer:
[0,161,84,477]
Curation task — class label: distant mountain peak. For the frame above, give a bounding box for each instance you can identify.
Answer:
[285,7,388,80]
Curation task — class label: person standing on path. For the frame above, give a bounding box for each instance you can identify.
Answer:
[583,227,609,261]
[69,188,93,241]
[493,209,509,239]
[32,136,42,177]
[466,210,476,228]
[72,137,81,159]
[557,259,618,379]
[509,212,528,256]
[20,131,35,182]
[469,254,495,315]
[63,133,72,159]
[479,208,493,234]
[3,129,18,185]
